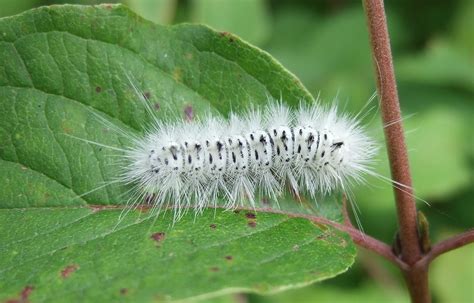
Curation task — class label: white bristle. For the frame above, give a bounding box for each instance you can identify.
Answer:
[117,99,377,217]
[63,73,380,222]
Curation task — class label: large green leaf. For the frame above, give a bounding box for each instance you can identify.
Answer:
[0,208,354,302]
[0,4,355,302]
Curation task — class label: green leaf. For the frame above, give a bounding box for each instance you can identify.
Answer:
[0,4,355,302]
[0,208,354,302]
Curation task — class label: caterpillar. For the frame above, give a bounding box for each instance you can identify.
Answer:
[74,76,378,221]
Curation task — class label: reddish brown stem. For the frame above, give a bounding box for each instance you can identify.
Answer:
[339,196,407,269]
[257,207,408,270]
[362,0,420,264]
[321,218,409,270]
[418,229,474,267]
[362,0,429,302]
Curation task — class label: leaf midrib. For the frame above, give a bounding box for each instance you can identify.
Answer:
[0,210,293,274]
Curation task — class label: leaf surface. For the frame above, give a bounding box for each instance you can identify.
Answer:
[0,4,355,302]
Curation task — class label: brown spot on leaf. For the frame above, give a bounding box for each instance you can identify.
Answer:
[95,86,102,93]
[88,204,113,213]
[6,285,34,303]
[154,102,160,110]
[225,255,233,261]
[151,232,166,243]
[219,31,234,42]
[120,288,128,295]
[209,266,219,272]
[184,105,193,121]
[21,286,34,301]
[316,233,329,240]
[143,91,151,100]
[312,222,329,231]
[246,212,257,228]
[245,212,256,219]
[172,67,183,82]
[209,224,217,229]
[61,125,72,134]
[61,264,79,279]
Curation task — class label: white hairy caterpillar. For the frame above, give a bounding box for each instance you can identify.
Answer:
[74,75,379,221]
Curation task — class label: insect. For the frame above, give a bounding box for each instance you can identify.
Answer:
[73,75,378,221]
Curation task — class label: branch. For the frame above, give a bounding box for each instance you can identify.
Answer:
[319,217,409,270]
[362,0,420,266]
[362,0,429,302]
[339,195,407,270]
[270,208,408,270]
[417,229,474,267]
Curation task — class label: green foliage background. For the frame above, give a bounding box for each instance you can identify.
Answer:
[1,0,472,302]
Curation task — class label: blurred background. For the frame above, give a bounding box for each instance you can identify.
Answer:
[1,0,472,302]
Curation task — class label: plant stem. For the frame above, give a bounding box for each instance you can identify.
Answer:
[320,217,408,270]
[362,0,429,302]
[418,229,474,267]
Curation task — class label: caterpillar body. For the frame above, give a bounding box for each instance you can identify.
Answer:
[114,100,377,217]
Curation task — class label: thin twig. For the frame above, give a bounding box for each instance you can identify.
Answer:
[417,229,474,267]
[362,0,429,302]
[250,207,409,270]
[362,0,420,265]
[339,195,407,269]
[317,217,409,270]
